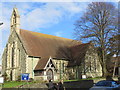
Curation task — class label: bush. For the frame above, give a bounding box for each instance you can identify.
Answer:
[17,75,21,81]
[29,78,34,82]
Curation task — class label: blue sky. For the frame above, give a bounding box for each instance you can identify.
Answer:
[0,2,88,55]
[0,0,119,64]
[1,2,88,38]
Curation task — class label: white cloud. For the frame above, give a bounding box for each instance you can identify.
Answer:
[0,2,87,62]
[1,2,85,32]
[21,6,62,30]
[19,2,86,31]
[1,0,120,2]
[0,1,118,65]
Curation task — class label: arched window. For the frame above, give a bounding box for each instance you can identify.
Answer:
[94,58,97,72]
[5,45,8,68]
[19,49,21,68]
[11,48,14,67]
[11,42,15,67]
[16,49,20,67]
[7,43,11,68]
[56,62,58,70]
[13,12,16,24]
[62,63,64,73]
[89,57,92,71]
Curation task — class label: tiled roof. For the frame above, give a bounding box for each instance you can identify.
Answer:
[68,43,90,67]
[34,57,49,70]
[20,29,81,58]
[19,29,91,70]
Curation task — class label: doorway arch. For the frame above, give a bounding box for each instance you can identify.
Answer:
[46,69,53,80]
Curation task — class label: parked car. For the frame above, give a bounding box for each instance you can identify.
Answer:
[89,80,120,90]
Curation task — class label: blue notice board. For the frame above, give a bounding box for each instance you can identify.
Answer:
[21,73,29,81]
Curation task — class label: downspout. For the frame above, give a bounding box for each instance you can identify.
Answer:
[32,57,34,79]
[76,66,77,79]
[113,55,118,77]
[60,61,61,79]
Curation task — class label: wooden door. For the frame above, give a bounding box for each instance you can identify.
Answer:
[46,69,53,80]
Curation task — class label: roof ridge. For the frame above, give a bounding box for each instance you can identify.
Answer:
[70,42,90,48]
[20,29,74,41]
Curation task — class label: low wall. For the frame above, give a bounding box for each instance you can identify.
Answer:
[34,76,47,81]
[63,80,93,89]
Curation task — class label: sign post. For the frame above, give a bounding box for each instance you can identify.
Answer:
[82,75,86,79]
[21,73,29,88]
[0,77,4,89]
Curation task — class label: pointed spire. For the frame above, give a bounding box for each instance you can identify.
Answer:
[10,7,20,35]
[12,6,20,17]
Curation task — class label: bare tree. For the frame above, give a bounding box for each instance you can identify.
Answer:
[74,2,118,77]
[108,35,120,77]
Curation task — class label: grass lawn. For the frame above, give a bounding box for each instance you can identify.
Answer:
[3,81,34,88]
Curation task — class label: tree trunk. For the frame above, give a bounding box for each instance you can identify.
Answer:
[101,46,110,77]
[101,63,109,77]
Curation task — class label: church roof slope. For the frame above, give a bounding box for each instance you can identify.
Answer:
[20,29,81,58]
[68,43,91,67]
[34,57,49,70]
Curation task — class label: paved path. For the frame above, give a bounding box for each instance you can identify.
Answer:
[19,83,48,88]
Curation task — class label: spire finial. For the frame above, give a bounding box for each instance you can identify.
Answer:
[14,5,17,9]
[11,7,20,35]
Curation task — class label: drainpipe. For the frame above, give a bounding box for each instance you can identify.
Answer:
[32,57,34,79]
[60,61,61,79]
[76,66,77,79]
[113,55,118,77]
[76,66,78,79]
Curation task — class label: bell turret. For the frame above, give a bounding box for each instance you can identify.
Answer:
[10,7,20,34]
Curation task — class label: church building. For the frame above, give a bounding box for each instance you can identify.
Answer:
[2,8,102,81]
